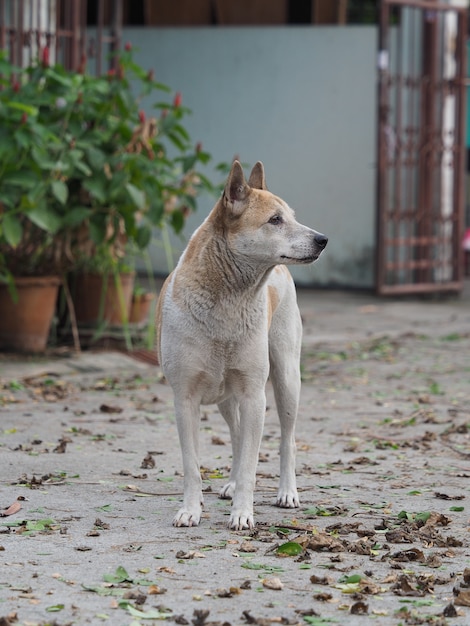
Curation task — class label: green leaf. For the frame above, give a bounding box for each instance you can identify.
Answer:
[86,146,106,170]
[6,101,39,116]
[46,604,64,612]
[450,506,464,512]
[26,518,57,531]
[126,183,146,210]
[118,600,172,619]
[84,178,107,204]
[95,503,113,512]
[3,170,38,189]
[2,213,23,246]
[338,574,362,584]
[51,180,68,205]
[103,565,131,584]
[303,618,338,625]
[28,205,62,234]
[170,210,185,234]
[276,541,303,556]
[61,207,91,228]
[82,584,126,597]
[135,225,152,249]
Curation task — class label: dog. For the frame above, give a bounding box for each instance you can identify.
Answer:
[156,160,327,530]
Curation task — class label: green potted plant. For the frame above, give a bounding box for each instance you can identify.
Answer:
[0,45,218,351]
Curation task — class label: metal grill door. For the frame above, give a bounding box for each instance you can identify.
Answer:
[376,0,467,295]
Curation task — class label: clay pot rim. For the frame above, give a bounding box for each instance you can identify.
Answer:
[3,276,61,288]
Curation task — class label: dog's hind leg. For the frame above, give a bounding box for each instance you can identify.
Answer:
[173,397,204,527]
[218,396,240,501]
[269,299,302,509]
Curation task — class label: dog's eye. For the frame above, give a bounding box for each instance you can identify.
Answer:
[268,215,283,226]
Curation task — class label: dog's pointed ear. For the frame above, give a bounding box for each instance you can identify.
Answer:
[223,160,250,214]
[248,161,267,190]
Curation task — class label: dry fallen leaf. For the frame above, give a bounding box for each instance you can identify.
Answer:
[454,588,470,607]
[262,577,283,590]
[239,541,257,553]
[350,601,368,614]
[141,453,156,469]
[0,501,21,517]
[99,403,123,414]
[175,550,206,559]
[211,435,225,445]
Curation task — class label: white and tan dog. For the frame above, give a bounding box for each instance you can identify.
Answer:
[156,161,327,530]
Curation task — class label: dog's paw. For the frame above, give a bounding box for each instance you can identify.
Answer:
[229,509,255,531]
[219,482,235,500]
[276,490,300,508]
[173,508,201,527]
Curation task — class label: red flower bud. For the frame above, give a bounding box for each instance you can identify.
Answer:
[125,42,132,51]
[20,112,27,124]
[139,110,146,123]
[12,81,20,92]
[107,68,116,78]
[78,53,87,74]
[173,92,182,108]
[195,141,202,153]
[147,69,154,81]
[42,46,50,67]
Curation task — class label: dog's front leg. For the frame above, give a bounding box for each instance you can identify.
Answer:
[229,391,266,531]
[173,397,204,527]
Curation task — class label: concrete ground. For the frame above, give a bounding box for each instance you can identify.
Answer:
[0,284,469,626]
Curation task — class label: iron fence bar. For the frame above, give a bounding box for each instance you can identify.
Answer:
[455,8,467,284]
[379,281,462,294]
[0,1,122,75]
[375,0,390,293]
[383,0,467,13]
[377,0,466,295]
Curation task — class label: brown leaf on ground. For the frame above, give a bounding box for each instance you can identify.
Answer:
[99,403,123,413]
[295,532,345,552]
[53,436,71,453]
[262,577,283,590]
[0,501,21,517]
[350,601,368,614]
[391,547,425,562]
[123,589,147,605]
[463,568,470,585]
[310,574,331,585]
[141,453,155,469]
[422,512,451,528]
[313,591,333,602]
[454,588,470,607]
[211,435,225,445]
[385,529,414,543]
[175,550,206,559]
[434,492,465,500]
[443,603,458,617]
[239,541,257,553]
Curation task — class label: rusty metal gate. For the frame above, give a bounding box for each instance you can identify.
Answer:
[376,0,467,295]
[0,0,122,73]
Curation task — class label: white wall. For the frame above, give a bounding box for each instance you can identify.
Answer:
[123,26,378,287]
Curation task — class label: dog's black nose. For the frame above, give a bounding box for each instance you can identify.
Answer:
[314,233,328,248]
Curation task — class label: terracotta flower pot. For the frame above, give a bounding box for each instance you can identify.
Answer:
[0,276,60,352]
[129,292,155,325]
[71,272,135,326]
